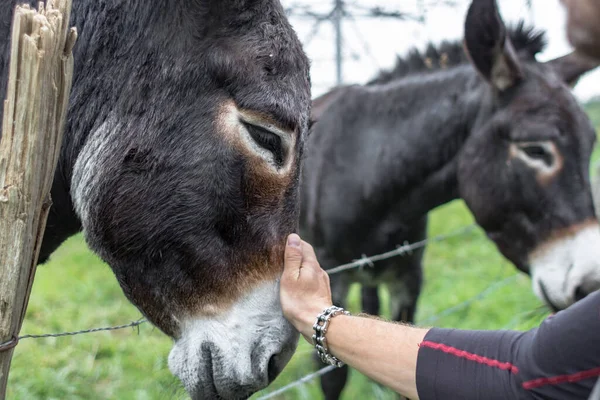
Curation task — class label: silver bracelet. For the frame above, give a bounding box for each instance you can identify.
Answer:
[312,305,351,368]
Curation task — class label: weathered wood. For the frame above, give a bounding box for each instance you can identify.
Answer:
[0,1,76,397]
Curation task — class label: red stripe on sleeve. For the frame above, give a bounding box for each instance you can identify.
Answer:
[522,366,600,390]
[420,340,519,374]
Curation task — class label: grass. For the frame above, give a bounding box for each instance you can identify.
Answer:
[6,101,600,400]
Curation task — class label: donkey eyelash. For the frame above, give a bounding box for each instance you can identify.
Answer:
[514,141,557,169]
[520,145,553,167]
[242,122,285,167]
[521,145,548,158]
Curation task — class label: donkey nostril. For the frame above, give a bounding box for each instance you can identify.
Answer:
[574,286,588,302]
[267,353,282,383]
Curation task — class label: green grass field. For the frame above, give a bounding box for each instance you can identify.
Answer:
[6,102,600,400]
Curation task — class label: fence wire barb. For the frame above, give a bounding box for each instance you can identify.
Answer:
[256,365,337,400]
[325,224,477,275]
[17,318,147,341]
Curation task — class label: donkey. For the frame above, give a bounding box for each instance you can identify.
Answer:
[301,0,600,398]
[0,0,311,398]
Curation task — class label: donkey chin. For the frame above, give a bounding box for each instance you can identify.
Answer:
[168,281,299,400]
[529,223,600,311]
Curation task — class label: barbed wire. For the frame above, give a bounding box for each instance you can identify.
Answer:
[0,224,481,354]
[256,366,337,400]
[325,224,477,274]
[3,224,478,348]
[17,318,148,341]
[0,318,148,353]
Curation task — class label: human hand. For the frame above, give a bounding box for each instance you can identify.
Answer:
[280,234,333,342]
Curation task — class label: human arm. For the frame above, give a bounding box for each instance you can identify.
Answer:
[417,289,600,400]
[279,234,428,399]
[280,234,600,400]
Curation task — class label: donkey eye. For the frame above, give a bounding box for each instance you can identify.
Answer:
[243,122,284,167]
[518,144,554,167]
[522,145,547,159]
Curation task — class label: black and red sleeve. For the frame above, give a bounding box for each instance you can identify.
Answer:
[416,290,600,400]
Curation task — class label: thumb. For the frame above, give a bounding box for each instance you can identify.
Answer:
[283,234,303,277]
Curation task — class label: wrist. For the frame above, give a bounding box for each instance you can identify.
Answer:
[297,304,333,338]
[311,306,351,368]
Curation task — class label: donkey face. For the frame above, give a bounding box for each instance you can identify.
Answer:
[458,0,600,311]
[69,1,310,398]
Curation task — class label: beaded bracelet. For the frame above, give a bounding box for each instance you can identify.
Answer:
[312,305,351,368]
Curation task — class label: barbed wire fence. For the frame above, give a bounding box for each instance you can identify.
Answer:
[0,221,544,399]
[0,222,533,347]
[0,223,477,348]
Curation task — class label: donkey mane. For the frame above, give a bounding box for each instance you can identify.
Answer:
[368,21,546,85]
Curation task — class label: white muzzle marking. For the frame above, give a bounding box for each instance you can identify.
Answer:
[168,281,299,400]
[530,224,600,310]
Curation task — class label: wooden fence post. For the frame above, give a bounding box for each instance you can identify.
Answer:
[0,1,76,397]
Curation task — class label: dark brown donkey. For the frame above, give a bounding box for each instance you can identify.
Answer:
[302,0,600,398]
[0,1,311,398]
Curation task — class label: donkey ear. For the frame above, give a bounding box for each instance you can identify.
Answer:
[545,52,600,88]
[463,0,523,91]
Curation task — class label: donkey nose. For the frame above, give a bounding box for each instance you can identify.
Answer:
[574,285,588,302]
[267,352,286,383]
[168,281,299,399]
[573,281,600,303]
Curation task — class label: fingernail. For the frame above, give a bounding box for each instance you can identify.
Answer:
[287,234,301,247]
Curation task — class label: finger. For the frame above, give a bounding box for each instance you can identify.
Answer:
[283,234,303,279]
[322,270,331,286]
[299,240,321,271]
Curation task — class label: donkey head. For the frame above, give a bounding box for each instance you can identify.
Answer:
[457,0,600,311]
[70,1,310,398]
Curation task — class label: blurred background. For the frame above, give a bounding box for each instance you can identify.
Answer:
[7,1,600,399]
[289,0,600,101]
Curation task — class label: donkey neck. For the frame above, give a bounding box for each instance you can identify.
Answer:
[357,66,487,222]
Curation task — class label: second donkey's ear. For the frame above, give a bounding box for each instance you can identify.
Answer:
[545,52,600,88]
[463,0,523,91]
